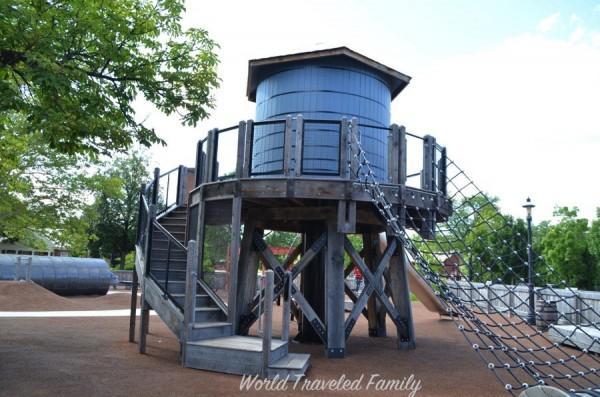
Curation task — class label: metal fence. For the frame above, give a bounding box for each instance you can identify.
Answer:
[447,280,600,326]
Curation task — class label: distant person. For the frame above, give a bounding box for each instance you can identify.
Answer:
[353,267,363,293]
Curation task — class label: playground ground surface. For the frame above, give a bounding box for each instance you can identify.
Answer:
[0,281,507,397]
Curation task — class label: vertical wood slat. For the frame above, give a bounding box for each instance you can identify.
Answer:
[421,135,436,191]
[262,270,274,376]
[349,118,359,179]
[388,124,400,184]
[283,116,293,176]
[243,120,254,178]
[194,193,206,280]
[227,197,243,328]
[437,146,447,195]
[205,129,218,183]
[235,121,247,179]
[182,240,198,364]
[176,165,186,206]
[194,139,205,187]
[398,126,407,185]
[294,115,304,177]
[339,117,349,179]
[152,167,160,205]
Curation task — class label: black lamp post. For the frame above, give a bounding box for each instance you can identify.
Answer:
[523,197,536,326]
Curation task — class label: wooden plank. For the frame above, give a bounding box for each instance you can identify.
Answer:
[290,233,326,277]
[227,197,242,329]
[325,221,345,358]
[294,115,304,177]
[283,116,293,176]
[243,120,254,178]
[364,232,387,337]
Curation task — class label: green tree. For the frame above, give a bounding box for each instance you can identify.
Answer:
[0,118,103,251]
[589,208,600,268]
[1,0,219,155]
[540,207,597,289]
[88,152,149,268]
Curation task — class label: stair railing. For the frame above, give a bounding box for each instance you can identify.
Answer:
[262,269,274,378]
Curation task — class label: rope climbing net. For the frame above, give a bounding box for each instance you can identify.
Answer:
[346,124,600,396]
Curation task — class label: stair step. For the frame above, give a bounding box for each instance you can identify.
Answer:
[268,353,311,381]
[185,336,288,375]
[190,321,233,340]
[195,306,226,321]
[188,335,286,353]
[171,293,213,306]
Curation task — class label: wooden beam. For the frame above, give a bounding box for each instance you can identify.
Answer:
[325,221,345,358]
[399,126,407,185]
[364,232,387,337]
[388,124,400,184]
[235,121,246,179]
[182,240,198,364]
[236,221,262,335]
[227,197,243,328]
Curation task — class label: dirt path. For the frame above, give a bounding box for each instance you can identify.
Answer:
[0,281,505,397]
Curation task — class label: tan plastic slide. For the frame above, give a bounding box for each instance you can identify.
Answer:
[379,235,448,316]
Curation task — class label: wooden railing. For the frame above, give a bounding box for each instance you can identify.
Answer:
[193,115,448,195]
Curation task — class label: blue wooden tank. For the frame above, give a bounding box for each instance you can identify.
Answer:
[247,47,411,180]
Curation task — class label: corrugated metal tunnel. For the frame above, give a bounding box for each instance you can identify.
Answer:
[0,255,113,296]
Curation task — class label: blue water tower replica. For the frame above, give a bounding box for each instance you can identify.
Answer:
[185,47,451,360]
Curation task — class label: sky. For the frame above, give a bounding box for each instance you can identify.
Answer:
[137,0,600,223]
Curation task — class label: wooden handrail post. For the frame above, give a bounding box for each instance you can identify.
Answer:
[242,120,254,178]
[283,116,293,176]
[205,129,218,183]
[349,118,359,178]
[388,124,400,184]
[152,167,160,205]
[262,269,274,378]
[294,115,304,177]
[182,240,199,365]
[399,126,407,185]
[144,204,156,276]
[235,121,246,179]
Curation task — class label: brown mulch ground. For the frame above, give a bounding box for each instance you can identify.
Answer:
[0,281,506,397]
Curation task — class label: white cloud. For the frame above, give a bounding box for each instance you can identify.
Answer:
[396,33,600,221]
[537,12,560,33]
[570,27,585,42]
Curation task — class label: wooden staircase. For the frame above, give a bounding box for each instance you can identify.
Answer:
[134,167,309,380]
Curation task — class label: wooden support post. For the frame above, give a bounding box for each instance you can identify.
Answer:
[283,116,293,176]
[437,146,447,195]
[363,232,387,337]
[325,221,345,358]
[282,271,291,342]
[294,115,304,177]
[298,225,326,343]
[228,196,242,329]
[176,165,186,206]
[388,124,400,184]
[386,240,416,350]
[262,270,274,377]
[182,240,198,365]
[236,221,262,334]
[138,281,150,354]
[242,120,254,178]
[129,269,138,343]
[396,126,406,186]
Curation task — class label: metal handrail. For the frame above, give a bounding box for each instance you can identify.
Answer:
[152,220,187,252]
